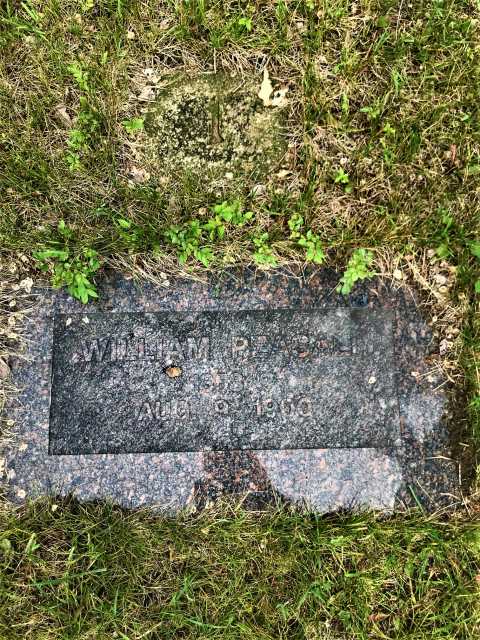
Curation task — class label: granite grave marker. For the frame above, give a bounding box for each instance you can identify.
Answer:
[4,270,461,511]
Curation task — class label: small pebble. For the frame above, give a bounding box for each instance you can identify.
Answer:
[393,269,403,280]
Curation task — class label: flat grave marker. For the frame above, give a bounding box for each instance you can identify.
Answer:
[130,72,288,189]
[4,270,460,512]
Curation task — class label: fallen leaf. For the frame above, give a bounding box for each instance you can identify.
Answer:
[251,183,266,197]
[369,613,389,622]
[439,338,452,355]
[434,273,447,285]
[143,68,161,84]
[128,165,151,184]
[55,104,72,127]
[19,277,33,293]
[165,366,182,378]
[138,85,155,101]
[393,269,403,280]
[0,358,10,380]
[271,86,289,107]
[258,67,273,106]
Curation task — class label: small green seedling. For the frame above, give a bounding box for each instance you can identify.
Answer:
[164,221,213,267]
[288,213,304,238]
[164,201,253,266]
[469,241,480,260]
[114,217,146,248]
[212,200,253,226]
[64,97,100,171]
[337,249,374,295]
[122,117,144,134]
[67,62,89,92]
[334,168,352,193]
[382,122,396,137]
[237,16,253,32]
[34,220,100,303]
[298,230,325,264]
[468,241,480,293]
[34,247,100,303]
[67,129,87,150]
[205,200,254,240]
[24,533,40,560]
[288,214,325,264]
[65,152,82,171]
[360,102,381,121]
[252,233,277,267]
[434,208,455,258]
[57,219,73,240]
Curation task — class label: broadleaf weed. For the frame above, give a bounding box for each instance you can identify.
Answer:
[337,249,375,295]
[33,221,100,303]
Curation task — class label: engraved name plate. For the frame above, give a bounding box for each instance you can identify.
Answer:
[49,309,400,454]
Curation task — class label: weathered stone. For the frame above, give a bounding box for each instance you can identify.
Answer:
[137,73,287,188]
[3,269,463,512]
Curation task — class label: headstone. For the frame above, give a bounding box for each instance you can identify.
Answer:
[131,73,287,188]
[4,270,461,511]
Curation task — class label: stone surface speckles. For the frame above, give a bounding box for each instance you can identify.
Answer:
[3,269,462,512]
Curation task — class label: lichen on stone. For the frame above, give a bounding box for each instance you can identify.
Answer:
[136,72,287,190]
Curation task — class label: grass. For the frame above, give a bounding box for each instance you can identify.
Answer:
[0,0,480,636]
[0,499,479,639]
[1,1,479,261]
